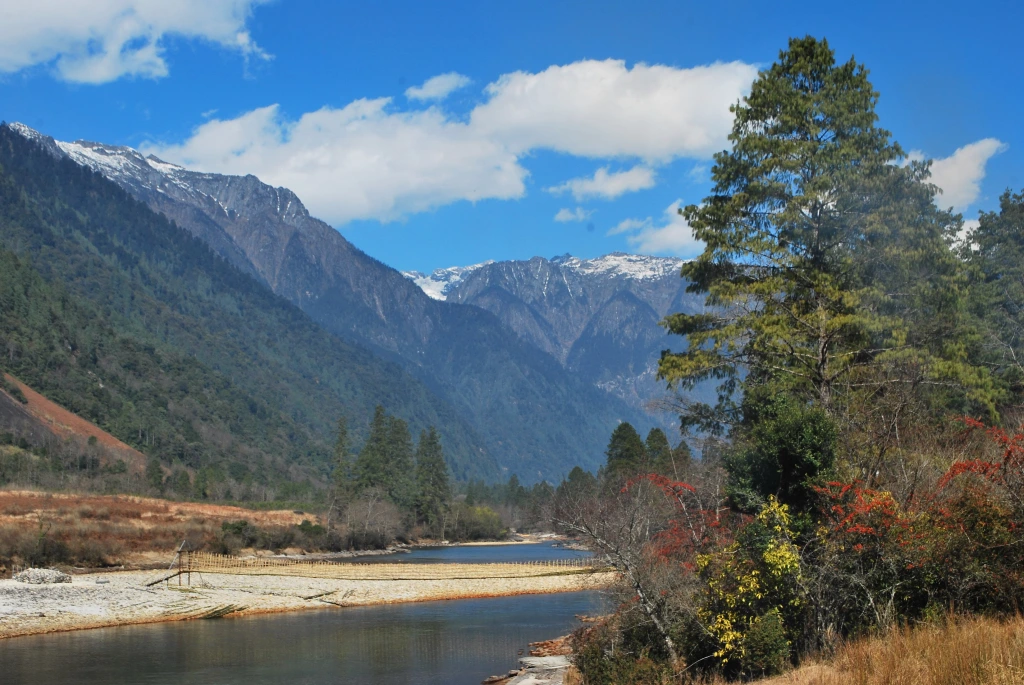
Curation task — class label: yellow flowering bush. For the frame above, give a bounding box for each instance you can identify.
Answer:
[696,497,802,676]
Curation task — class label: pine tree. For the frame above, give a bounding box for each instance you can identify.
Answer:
[968,189,1024,406]
[605,422,647,478]
[415,426,450,534]
[356,405,389,493]
[332,416,355,491]
[645,428,674,477]
[659,36,994,432]
[385,415,416,509]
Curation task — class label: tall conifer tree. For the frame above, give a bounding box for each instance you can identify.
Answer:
[415,426,450,533]
[605,422,647,477]
[659,36,993,432]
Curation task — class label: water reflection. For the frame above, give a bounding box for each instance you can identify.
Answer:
[0,591,600,685]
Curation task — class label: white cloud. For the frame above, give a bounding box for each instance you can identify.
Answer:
[143,102,527,225]
[956,218,981,250]
[472,59,757,161]
[547,166,655,201]
[405,72,471,101]
[0,0,269,84]
[554,207,594,223]
[908,138,1007,211]
[610,201,702,256]
[146,59,756,224]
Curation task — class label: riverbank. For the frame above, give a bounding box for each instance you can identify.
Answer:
[0,567,615,639]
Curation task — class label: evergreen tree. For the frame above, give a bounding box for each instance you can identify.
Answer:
[557,465,598,500]
[659,36,994,433]
[505,474,528,509]
[356,405,389,492]
[355,406,416,508]
[385,415,416,509]
[415,426,450,533]
[968,189,1024,405]
[605,422,647,477]
[645,428,674,476]
[332,416,355,492]
[145,457,164,492]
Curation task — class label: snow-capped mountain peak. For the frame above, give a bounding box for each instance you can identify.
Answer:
[402,262,494,300]
[556,252,685,281]
[405,252,684,300]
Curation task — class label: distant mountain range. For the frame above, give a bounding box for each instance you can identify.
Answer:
[404,253,705,412]
[2,122,706,482]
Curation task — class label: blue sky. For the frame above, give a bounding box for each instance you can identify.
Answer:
[1,1,1020,273]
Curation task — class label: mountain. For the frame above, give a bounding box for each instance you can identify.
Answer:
[8,124,645,482]
[404,262,495,301]
[406,253,708,413]
[0,123,498,494]
[1,372,148,475]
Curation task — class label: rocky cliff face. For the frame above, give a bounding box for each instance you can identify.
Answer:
[407,253,707,412]
[11,124,646,481]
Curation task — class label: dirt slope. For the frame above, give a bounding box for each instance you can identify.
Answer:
[1,373,146,472]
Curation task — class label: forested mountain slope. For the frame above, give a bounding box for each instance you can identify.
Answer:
[0,124,499,492]
[9,124,645,481]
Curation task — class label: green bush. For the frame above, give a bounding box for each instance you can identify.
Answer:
[727,393,837,514]
[740,609,790,678]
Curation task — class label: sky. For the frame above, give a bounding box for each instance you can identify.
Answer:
[0,0,1020,274]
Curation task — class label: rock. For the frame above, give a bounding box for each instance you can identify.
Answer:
[14,568,72,584]
[519,656,570,670]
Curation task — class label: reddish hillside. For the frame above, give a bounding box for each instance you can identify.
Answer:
[1,373,147,472]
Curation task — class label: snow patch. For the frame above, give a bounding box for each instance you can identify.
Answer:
[556,252,684,280]
[402,262,494,300]
[7,122,48,143]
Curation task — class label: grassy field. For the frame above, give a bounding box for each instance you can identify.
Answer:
[0,489,310,574]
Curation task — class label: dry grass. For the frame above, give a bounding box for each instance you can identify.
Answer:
[758,616,1024,685]
[0,489,311,573]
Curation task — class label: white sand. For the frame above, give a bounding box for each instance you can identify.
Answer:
[0,569,615,639]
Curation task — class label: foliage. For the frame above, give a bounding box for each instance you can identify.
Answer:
[658,36,993,435]
[0,377,27,404]
[726,393,837,514]
[415,426,450,534]
[354,406,416,509]
[966,189,1024,404]
[449,502,505,541]
[569,36,1024,685]
[605,422,648,478]
[697,497,802,673]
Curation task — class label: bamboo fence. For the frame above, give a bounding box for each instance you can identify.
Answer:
[181,550,607,581]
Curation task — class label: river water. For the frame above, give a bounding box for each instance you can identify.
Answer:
[0,543,602,685]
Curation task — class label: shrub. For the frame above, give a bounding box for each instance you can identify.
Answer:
[696,497,801,673]
[727,394,837,515]
[740,609,790,678]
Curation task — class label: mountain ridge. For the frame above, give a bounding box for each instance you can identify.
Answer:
[9,123,646,481]
[0,123,500,491]
[405,253,707,414]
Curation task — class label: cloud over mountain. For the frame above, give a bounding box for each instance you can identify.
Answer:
[610,201,701,256]
[547,165,656,201]
[145,59,757,225]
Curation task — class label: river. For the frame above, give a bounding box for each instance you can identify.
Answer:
[0,543,602,685]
